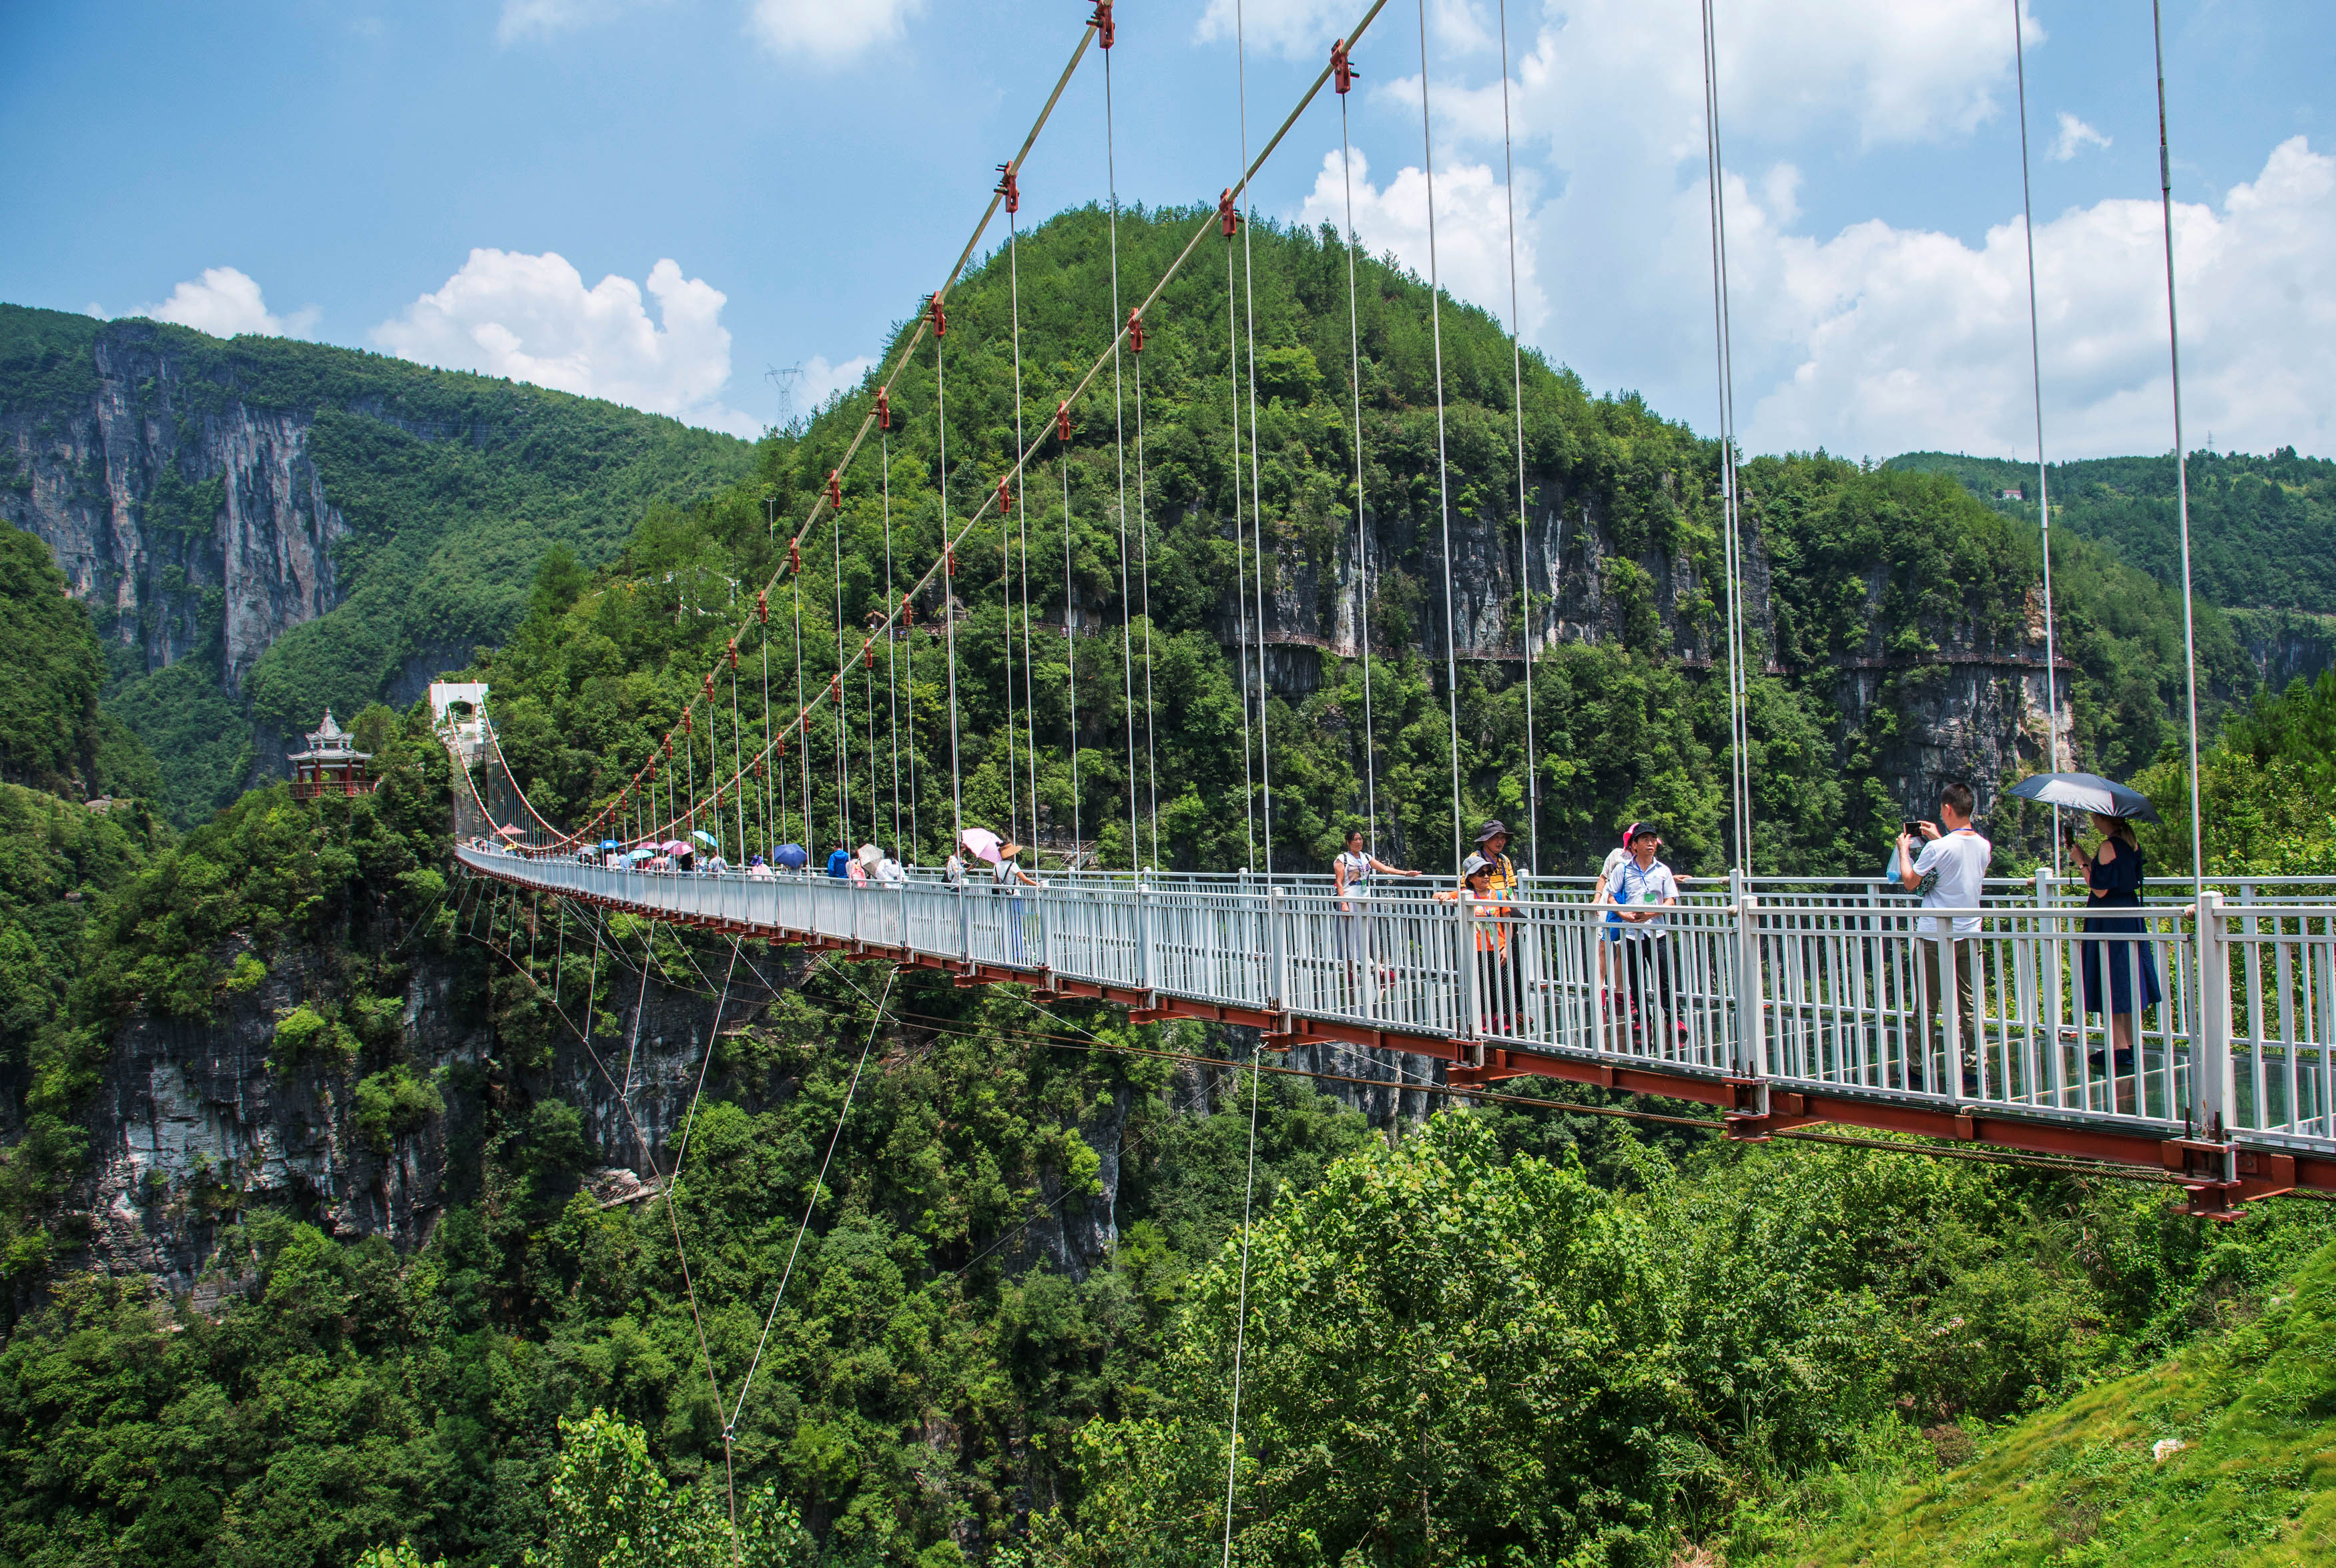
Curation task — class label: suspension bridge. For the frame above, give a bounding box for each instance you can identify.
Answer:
[443,0,2333,1243]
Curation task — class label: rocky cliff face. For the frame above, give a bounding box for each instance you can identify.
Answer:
[1233,472,2068,825]
[1,322,351,697]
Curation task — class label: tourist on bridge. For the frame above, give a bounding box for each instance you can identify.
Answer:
[1898,781,1993,1092]
[1334,828,1421,1007]
[1472,819,1522,898]
[1436,853,1518,1037]
[747,853,775,881]
[826,841,852,879]
[1604,824,1679,1048]
[2071,810,2160,1110]
[1592,823,1645,990]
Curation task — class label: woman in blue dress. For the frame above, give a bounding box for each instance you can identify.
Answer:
[2073,811,2160,1098]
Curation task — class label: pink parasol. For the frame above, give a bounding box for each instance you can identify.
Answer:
[959,827,1002,865]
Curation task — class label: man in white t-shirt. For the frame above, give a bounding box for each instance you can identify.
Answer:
[1897,781,1992,1085]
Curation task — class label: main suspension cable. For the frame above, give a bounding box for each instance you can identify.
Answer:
[651,0,1401,847]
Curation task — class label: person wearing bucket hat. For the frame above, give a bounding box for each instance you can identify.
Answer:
[1435,851,1518,1035]
[1472,819,1521,899]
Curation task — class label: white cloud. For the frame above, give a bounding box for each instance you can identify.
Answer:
[798,354,876,421]
[140,267,319,339]
[2049,110,2111,162]
[1738,137,2336,460]
[748,0,923,63]
[1297,147,1546,338]
[497,0,656,44]
[374,250,760,436]
[1197,0,1490,61]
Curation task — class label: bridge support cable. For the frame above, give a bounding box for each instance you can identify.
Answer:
[1415,0,1466,875]
[796,544,812,857]
[1235,9,1273,875]
[1334,48,1380,859]
[1105,34,1141,870]
[727,965,899,1478]
[1496,0,1538,875]
[1226,239,1257,870]
[834,483,850,855]
[883,427,903,855]
[610,0,1400,862]
[1002,181,1029,854]
[1698,0,1753,873]
[1133,320,1159,868]
[2149,0,2208,915]
[936,318,966,860]
[1062,447,1084,857]
[2010,0,2064,875]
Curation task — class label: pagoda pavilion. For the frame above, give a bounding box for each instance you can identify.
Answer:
[288,711,374,798]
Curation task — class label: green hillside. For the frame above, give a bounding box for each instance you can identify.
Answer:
[1888,448,2336,616]
[0,520,158,805]
[483,206,2232,884]
[0,303,757,826]
[1741,1235,2336,1565]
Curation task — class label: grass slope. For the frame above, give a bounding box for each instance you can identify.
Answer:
[1757,1235,2336,1565]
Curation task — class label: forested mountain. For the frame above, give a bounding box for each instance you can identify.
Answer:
[1890,448,2336,693]
[485,206,2237,884]
[1,208,2331,1568]
[0,304,755,827]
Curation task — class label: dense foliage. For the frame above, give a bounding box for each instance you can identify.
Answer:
[0,522,158,804]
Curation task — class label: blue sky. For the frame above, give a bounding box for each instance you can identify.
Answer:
[4,0,2330,459]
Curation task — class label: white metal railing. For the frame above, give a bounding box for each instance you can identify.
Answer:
[456,847,2336,1161]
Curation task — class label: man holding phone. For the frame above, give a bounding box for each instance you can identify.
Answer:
[1896,781,1992,1093]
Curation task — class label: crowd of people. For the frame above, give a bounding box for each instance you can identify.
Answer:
[486,782,2161,1099]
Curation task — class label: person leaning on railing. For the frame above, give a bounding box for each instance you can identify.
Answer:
[1897,781,1993,1093]
[1436,853,1518,1036]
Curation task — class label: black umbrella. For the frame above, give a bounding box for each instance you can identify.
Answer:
[2004,771,2162,823]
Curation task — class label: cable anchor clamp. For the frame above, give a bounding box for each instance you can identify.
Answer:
[996,474,1014,514]
[994,163,1020,214]
[1126,308,1145,354]
[1089,0,1113,49]
[1056,400,1073,442]
[1331,38,1360,94]
[826,470,842,509]
[1218,188,1241,237]
[875,386,891,430]
[926,294,946,338]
